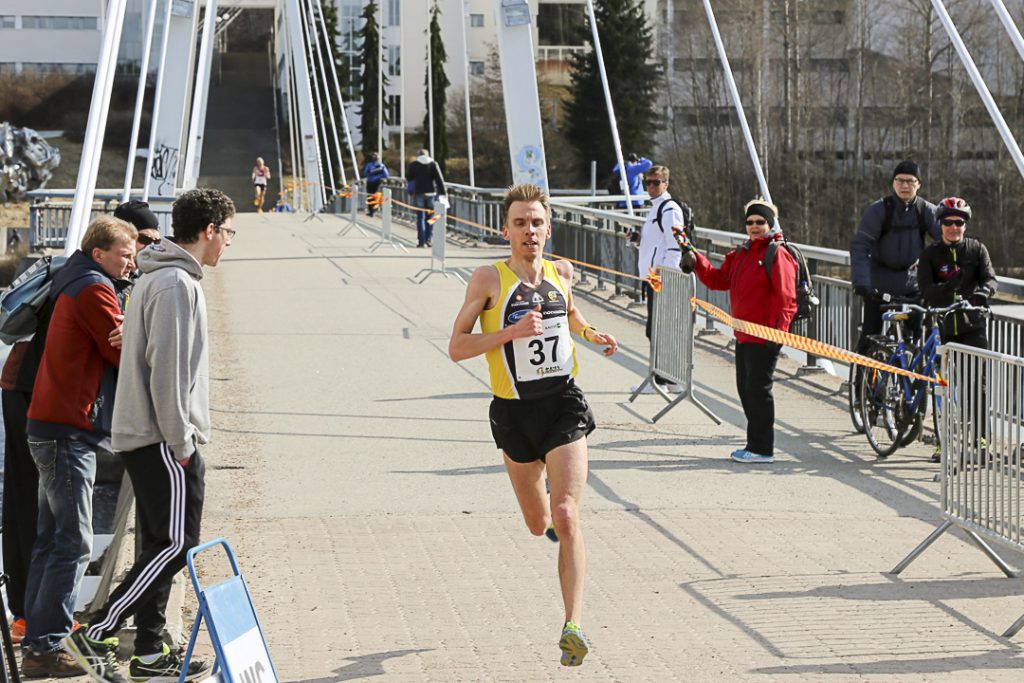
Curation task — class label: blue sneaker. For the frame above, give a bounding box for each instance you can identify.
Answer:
[731,449,774,464]
[545,524,559,543]
[730,448,746,459]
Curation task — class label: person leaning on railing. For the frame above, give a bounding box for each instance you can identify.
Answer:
[917,196,997,462]
[681,198,797,465]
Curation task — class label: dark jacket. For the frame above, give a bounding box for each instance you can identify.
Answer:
[918,237,997,338]
[406,154,446,196]
[850,195,940,296]
[693,233,798,345]
[27,250,122,448]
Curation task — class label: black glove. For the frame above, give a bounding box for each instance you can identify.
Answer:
[969,286,993,307]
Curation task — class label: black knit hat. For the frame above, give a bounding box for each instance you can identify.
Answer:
[113,200,159,231]
[892,160,920,182]
[744,198,777,227]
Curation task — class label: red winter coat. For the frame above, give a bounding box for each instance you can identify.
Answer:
[693,234,798,345]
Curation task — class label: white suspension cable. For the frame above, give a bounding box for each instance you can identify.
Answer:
[122,0,162,202]
[303,0,346,189]
[378,1,384,160]
[988,0,1024,65]
[66,0,129,253]
[933,0,1024,180]
[460,0,475,187]
[181,0,219,190]
[699,0,772,204]
[584,0,633,216]
[426,0,434,156]
[314,0,360,181]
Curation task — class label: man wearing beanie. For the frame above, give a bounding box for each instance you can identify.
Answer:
[685,198,797,464]
[849,161,941,419]
[114,200,163,253]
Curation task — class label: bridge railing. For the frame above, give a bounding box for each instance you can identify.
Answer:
[383,181,1024,367]
[26,189,175,249]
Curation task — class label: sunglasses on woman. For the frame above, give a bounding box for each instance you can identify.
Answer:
[940,219,966,227]
[745,219,767,226]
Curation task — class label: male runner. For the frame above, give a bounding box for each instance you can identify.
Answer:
[449,183,618,667]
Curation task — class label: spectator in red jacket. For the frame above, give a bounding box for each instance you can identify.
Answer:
[20,216,136,678]
[689,198,797,464]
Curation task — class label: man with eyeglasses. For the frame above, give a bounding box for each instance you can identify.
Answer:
[918,197,997,461]
[850,160,941,395]
[64,188,235,683]
[631,165,687,393]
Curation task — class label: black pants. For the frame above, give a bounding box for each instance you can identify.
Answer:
[366,180,383,215]
[87,444,205,654]
[1,389,37,619]
[643,282,670,385]
[735,342,782,456]
[943,326,989,441]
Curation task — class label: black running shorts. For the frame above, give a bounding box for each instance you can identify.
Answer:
[489,381,596,464]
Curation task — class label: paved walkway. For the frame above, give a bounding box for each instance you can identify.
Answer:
[191,210,1024,681]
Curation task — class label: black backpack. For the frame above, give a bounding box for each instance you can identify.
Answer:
[763,239,817,323]
[654,198,695,240]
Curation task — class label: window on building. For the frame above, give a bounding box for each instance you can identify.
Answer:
[0,63,17,73]
[22,62,95,74]
[22,15,99,30]
[0,15,15,29]
[469,60,485,76]
[388,45,401,76]
[384,94,401,126]
[470,14,485,28]
[537,3,586,46]
[386,0,400,26]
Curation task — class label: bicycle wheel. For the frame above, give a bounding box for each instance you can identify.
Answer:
[849,362,865,434]
[900,413,923,447]
[860,350,904,458]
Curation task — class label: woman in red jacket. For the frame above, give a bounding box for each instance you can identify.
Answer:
[691,198,798,463]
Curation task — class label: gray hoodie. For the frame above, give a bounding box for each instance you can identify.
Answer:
[111,239,209,459]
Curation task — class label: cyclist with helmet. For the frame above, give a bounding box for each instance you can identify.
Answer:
[918,196,997,461]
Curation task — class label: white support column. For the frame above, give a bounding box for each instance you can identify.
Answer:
[285,0,324,212]
[181,0,220,190]
[66,0,129,253]
[460,0,475,187]
[146,0,200,199]
[491,0,548,189]
[314,0,360,181]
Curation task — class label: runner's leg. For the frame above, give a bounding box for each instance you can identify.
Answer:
[503,453,549,536]
[545,438,587,624]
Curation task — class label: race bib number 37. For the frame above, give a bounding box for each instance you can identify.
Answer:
[512,317,572,382]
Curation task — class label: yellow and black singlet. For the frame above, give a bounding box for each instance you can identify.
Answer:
[481,259,579,400]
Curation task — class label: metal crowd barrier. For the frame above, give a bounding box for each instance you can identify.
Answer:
[628,267,721,424]
[891,342,1024,636]
[413,207,465,285]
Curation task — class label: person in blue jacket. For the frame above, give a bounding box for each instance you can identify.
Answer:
[362,152,389,217]
[611,153,653,208]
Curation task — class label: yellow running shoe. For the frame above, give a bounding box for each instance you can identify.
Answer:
[559,621,589,667]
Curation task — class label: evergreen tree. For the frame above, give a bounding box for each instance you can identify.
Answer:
[358,1,386,159]
[423,1,450,174]
[564,0,659,180]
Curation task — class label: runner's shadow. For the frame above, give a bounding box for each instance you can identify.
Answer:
[290,649,432,682]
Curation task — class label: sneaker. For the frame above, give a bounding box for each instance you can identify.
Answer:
[630,383,656,395]
[558,621,589,667]
[730,448,747,459]
[545,524,559,543]
[663,382,684,393]
[21,649,85,678]
[129,643,211,683]
[930,446,941,464]
[11,617,25,644]
[63,626,129,683]
[730,449,774,464]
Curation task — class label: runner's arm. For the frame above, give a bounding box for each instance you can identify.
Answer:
[449,266,541,361]
[555,260,618,357]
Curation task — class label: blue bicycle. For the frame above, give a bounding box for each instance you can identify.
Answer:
[859,300,984,458]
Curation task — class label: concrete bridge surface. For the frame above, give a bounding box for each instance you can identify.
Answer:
[182,209,1024,681]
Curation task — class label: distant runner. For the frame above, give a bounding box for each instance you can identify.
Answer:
[251,157,271,213]
[448,183,618,668]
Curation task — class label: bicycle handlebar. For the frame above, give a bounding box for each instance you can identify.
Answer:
[881,300,986,316]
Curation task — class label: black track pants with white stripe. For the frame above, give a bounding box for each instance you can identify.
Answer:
[87,443,205,654]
